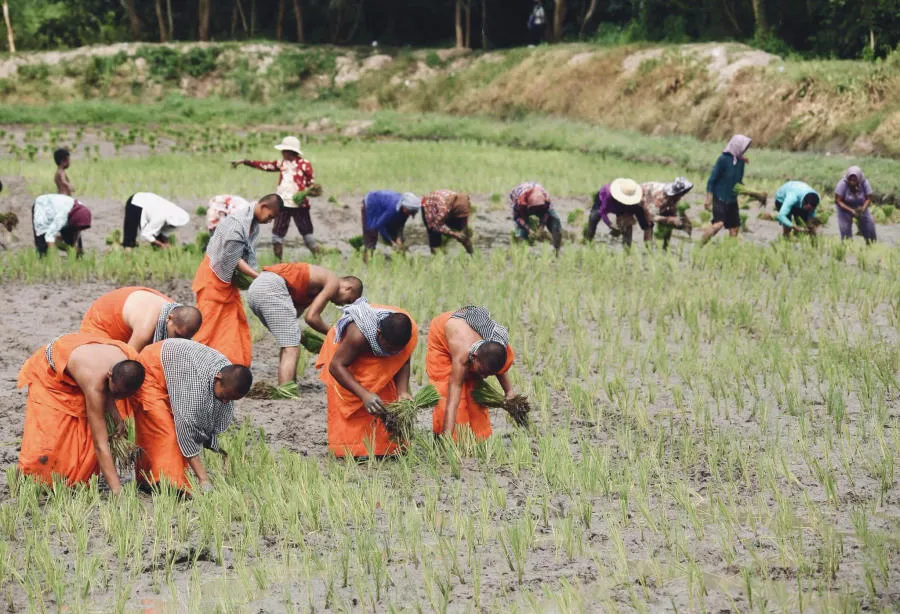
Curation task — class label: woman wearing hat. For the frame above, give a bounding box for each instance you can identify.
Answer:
[31,193,91,257]
[640,177,693,249]
[583,178,650,246]
[360,190,421,263]
[232,136,319,260]
[701,134,750,245]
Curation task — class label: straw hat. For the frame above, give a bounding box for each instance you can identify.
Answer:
[274,136,303,155]
[610,178,643,205]
[664,176,693,197]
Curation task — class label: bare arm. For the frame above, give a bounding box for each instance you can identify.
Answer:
[125,312,157,353]
[328,324,385,412]
[394,359,411,399]
[186,455,211,490]
[235,259,259,278]
[83,384,122,494]
[496,372,515,399]
[304,274,339,334]
[441,355,468,436]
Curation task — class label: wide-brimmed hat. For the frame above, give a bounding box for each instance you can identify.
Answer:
[610,178,643,205]
[665,176,693,197]
[274,136,303,155]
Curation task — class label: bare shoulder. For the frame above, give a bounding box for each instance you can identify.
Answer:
[68,344,126,384]
[123,290,166,320]
[444,318,476,353]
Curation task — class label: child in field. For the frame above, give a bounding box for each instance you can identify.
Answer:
[232,136,318,259]
[54,148,75,196]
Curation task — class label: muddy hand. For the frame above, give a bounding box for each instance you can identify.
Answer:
[364,394,387,414]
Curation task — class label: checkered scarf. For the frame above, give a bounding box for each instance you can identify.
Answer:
[45,335,63,371]
[206,205,259,283]
[152,302,181,344]
[334,297,395,357]
[451,306,509,346]
[160,339,234,458]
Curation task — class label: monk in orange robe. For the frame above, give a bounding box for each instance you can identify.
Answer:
[248,263,363,384]
[80,286,202,352]
[316,299,417,458]
[134,339,252,491]
[427,306,516,440]
[17,333,146,493]
[191,194,282,365]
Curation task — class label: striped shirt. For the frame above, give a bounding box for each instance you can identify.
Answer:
[205,205,259,283]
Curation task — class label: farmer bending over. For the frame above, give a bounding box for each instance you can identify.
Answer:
[54,148,75,196]
[641,177,693,249]
[248,263,363,385]
[192,194,282,366]
[421,190,474,255]
[206,194,251,236]
[584,179,649,246]
[316,298,417,458]
[232,136,319,259]
[701,134,751,245]
[510,182,562,253]
[32,194,91,257]
[17,333,145,494]
[134,339,251,492]
[775,181,820,239]
[835,166,877,244]
[361,190,420,263]
[121,192,190,249]
[427,306,515,440]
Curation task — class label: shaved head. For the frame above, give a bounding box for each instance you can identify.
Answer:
[216,364,253,400]
[168,305,202,339]
[110,360,145,399]
[378,313,412,353]
[475,341,508,374]
[336,276,363,305]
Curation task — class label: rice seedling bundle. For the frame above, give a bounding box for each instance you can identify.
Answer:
[376,384,441,443]
[292,183,324,206]
[232,270,254,290]
[733,183,767,204]
[300,327,325,353]
[270,381,301,400]
[472,379,532,428]
[104,414,140,474]
[348,235,364,250]
[0,212,18,232]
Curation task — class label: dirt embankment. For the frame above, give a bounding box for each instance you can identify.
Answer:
[1,42,899,157]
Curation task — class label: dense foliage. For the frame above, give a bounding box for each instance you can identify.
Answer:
[2,0,900,60]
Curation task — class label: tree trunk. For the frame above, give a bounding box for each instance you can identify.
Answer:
[455,0,464,48]
[579,0,599,38]
[553,0,566,41]
[292,0,304,42]
[276,0,285,40]
[122,0,142,40]
[155,0,168,42]
[250,0,256,37]
[198,0,212,41]
[750,0,768,36]
[870,27,875,52]
[481,0,488,50]
[464,1,471,48]
[166,0,174,39]
[235,0,249,34]
[2,1,15,53]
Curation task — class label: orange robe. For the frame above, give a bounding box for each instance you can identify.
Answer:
[263,262,312,310]
[191,254,252,366]
[79,286,171,342]
[132,342,191,489]
[315,306,418,457]
[427,311,515,440]
[17,334,138,485]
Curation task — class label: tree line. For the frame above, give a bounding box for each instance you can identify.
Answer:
[2,0,899,60]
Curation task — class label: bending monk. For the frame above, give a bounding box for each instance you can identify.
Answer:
[191,194,282,365]
[134,339,252,491]
[80,286,202,352]
[248,263,363,385]
[316,298,417,458]
[428,306,515,440]
[17,333,146,493]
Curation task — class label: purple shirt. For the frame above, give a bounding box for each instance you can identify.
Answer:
[835,178,872,209]
[593,183,616,228]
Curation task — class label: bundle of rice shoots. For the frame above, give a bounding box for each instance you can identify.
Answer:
[348,235,365,250]
[105,413,140,473]
[676,201,691,214]
[292,183,324,206]
[232,270,254,290]
[471,379,531,428]
[105,229,122,246]
[733,184,768,204]
[270,381,301,400]
[300,327,325,353]
[377,385,441,443]
[0,212,19,232]
[246,381,271,399]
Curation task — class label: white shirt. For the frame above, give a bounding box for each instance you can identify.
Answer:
[131,192,190,243]
[33,194,75,242]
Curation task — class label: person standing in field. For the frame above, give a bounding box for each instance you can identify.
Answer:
[31,193,92,257]
[527,0,546,45]
[701,135,751,245]
[206,194,251,236]
[510,181,563,253]
[641,177,694,249]
[835,166,877,244]
[248,264,363,385]
[427,306,516,440]
[134,339,251,492]
[54,148,75,196]
[583,179,649,246]
[421,190,474,255]
[121,192,190,249]
[191,194,282,366]
[80,287,202,353]
[315,298,417,458]
[232,136,319,259]
[774,181,821,239]
[17,333,145,494]
[361,190,421,263]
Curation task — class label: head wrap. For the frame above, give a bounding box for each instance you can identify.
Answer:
[723,135,752,166]
[398,192,421,214]
[334,297,396,357]
[67,202,92,229]
[665,177,694,197]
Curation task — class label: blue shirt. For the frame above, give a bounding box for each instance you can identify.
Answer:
[364,191,406,241]
[706,153,745,205]
[775,181,819,228]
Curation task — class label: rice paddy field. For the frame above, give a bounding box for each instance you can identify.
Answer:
[0,110,899,613]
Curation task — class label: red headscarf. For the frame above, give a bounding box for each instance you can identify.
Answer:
[67,201,92,229]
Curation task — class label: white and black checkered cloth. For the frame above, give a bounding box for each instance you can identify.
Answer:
[45,335,63,371]
[152,302,182,344]
[334,297,395,357]
[160,339,234,458]
[247,272,300,348]
[451,306,509,345]
[206,205,259,283]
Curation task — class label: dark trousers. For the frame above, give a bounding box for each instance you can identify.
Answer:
[122,195,142,248]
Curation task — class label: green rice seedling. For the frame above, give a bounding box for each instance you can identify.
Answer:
[472,378,531,427]
[375,384,440,443]
[300,327,325,353]
[698,210,712,224]
[269,382,301,400]
[292,184,323,206]
[734,183,768,204]
[348,235,364,250]
[104,414,140,477]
